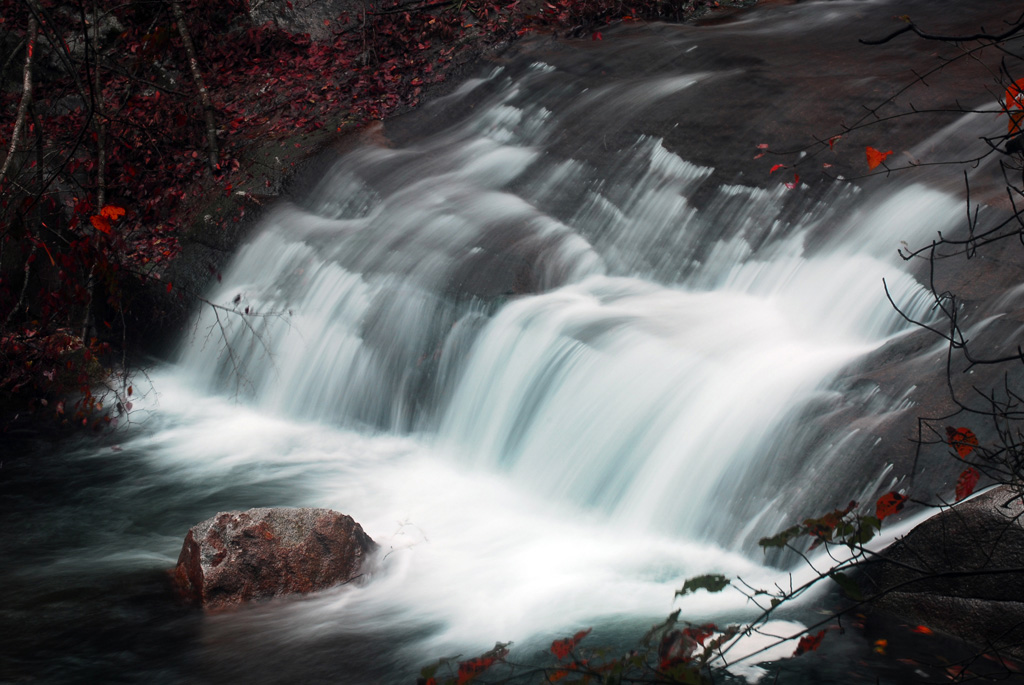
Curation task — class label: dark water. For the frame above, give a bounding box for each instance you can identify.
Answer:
[4,0,1024,682]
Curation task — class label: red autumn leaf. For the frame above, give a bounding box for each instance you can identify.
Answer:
[591,31,602,40]
[955,467,981,502]
[946,426,979,458]
[875,492,907,521]
[90,215,112,234]
[683,625,715,647]
[99,205,126,220]
[828,135,841,150]
[1005,78,1024,111]
[166,281,173,293]
[912,625,934,635]
[457,656,496,684]
[785,174,800,190]
[866,146,893,170]
[551,628,592,660]
[769,163,786,174]
[793,629,826,656]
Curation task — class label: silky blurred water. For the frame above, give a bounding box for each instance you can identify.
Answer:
[4,0,1019,682]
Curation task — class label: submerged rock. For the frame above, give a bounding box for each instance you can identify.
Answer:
[861,486,1024,659]
[172,507,376,610]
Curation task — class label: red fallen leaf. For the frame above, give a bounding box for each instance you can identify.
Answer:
[981,653,1021,671]
[946,665,969,679]
[911,625,933,635]
[166,282,173,293]
[866,146,893,170]
[793,629,826,656]
[955,467,981,502]
[90,215,112,234]
[946,426,979,458]
[785,174,800,189]
[99,205,125,220]
[551,628,592,660]
[875,492,907,521]
[591,31,602,40]
[769,163,786,174]
[828,135,841,150]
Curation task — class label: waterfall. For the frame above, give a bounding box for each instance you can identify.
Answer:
[14,2,1019,682]
[177,51,965,548]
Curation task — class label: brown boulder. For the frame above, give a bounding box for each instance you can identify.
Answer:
[172,507,376,610]
[860,486,1024,659]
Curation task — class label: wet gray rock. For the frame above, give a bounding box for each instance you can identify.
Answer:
[172,507,376,610]
[861,486,1024,659]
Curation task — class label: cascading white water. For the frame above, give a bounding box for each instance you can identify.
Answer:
[61,2,1018,681]
[177,53,962,548]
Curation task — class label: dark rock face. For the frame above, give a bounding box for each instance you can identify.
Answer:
[172,508,376,610]
[248,0,368,41]
[861,486,1024,658]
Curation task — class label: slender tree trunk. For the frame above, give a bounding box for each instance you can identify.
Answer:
[92,0,106,209]
[82,0,107,341]
[0,16,38,186]
[2,15,39,328]
[169,0,219,170]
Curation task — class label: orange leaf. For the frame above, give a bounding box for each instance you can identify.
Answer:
[873,639,888,655]
[955,467,980,502]
[912,625,933,635]
[90,215,112,234]
[99,204,126,220]
[457,656,495,684]
[875,492,907,521]
[793,630,826,656]
[551,628,592,660]
[1005,78,1024,111]
[866,146,893,170]
[946,426,978,458]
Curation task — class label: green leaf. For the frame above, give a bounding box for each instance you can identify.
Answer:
[829,571,863,601]
[700,627,738,663]
[846,515,881,548]
[642,609,680,647]
[419,656,454,682]
[660,662,705,684]
[759,525,801,549]
[676,574,730,597]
